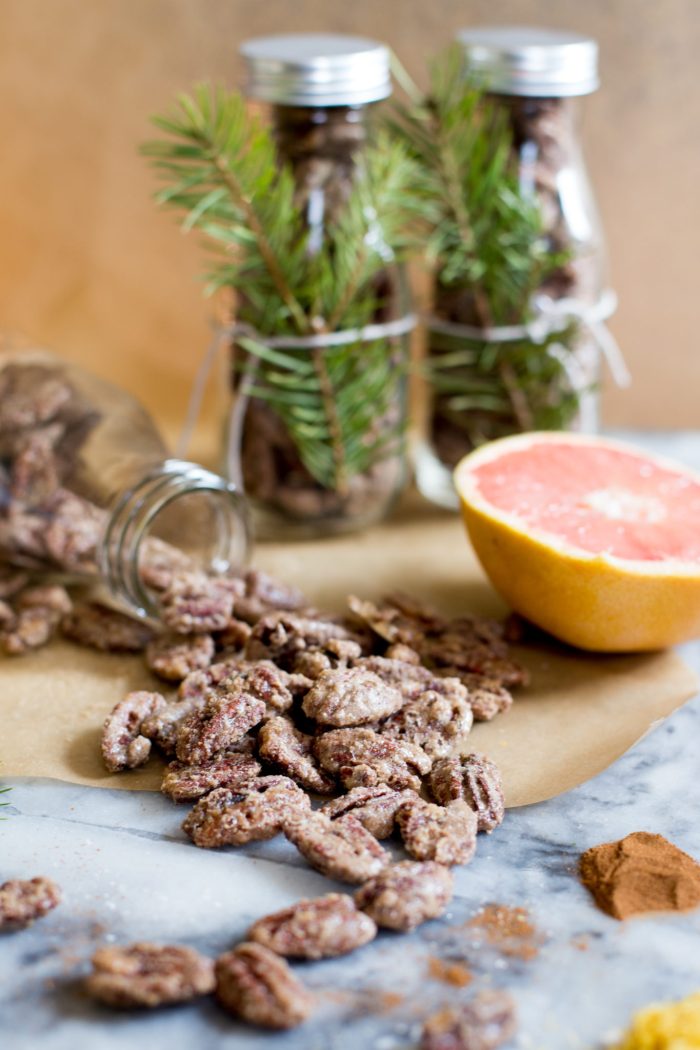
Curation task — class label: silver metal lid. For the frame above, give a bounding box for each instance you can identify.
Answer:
[240,33,391,107]
[456,26,599,97]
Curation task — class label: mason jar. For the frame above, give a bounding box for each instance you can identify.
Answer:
[232,33,412,538]
[0,343,250,619]
[416,27,616,509]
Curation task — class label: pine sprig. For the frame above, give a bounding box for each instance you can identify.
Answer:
[142,85,418,490]
[387,47,581,438]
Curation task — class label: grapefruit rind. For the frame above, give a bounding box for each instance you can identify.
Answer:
[454,432,700,652]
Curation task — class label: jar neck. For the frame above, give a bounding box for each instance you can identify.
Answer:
[99,460,250,619]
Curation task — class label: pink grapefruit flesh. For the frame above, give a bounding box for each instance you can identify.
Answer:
[454,432,700,652]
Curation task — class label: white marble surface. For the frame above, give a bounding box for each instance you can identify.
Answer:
[3,431,700,1050]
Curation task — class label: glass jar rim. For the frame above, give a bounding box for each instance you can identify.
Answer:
[456,26,599,97]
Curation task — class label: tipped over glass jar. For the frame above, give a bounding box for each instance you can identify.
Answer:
[232,33,413,538]
[416,27,621,510]
[0,341,250,619]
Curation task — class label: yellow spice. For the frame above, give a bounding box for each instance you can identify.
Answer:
[616,992,700,1049]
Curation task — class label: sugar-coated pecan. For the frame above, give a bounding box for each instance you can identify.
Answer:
[321,785,416,839]
[353,656,440,703]
[421,990,517,1050]
[257,716,335,794]
[10,425,61,504]
[161,571,237,634]
[16,583,72,615]
[62,601,154,653]
[161,752,261,802]
[430,754,505,833]
[380,688,473,760]
[354,861,454,931]
[141,695,206,757]
[43,491,104,573]
[302,667,404,727]
[178,659,298,714]
[348,592,446,647]
[246,611,362,667]
[214,617,252,652]
[0,876,61,928]
[3,605,58,655]
[0,568,29,599]
[293,637,363,679]
[248,893,377,960]
[146,633,215,682]
[425,619,527,689]
[284,811,390,884]
[0,363,72,431]
[396,798,478,866]
[138,536,195,593]
[215,942,313,1029]
[384,643,421,664]
[182,776,310,848]
[315,727,431,792]
[0,599,15,629]
[85,943,215,1008]
[234,568,307,624]
[444,672,514,722]
[175,681,266,765]
[101,691,167,773]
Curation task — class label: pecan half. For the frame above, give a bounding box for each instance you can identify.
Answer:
[246,611,362,667]
[430,754,505,833]
[421,990,517,1050]
[315,727,431,792]
[234,568,307,624]
[62,602,154,653]
[101,691,167,773]
[354,861,454,931]
[379,688,473,760]
[161,571,237,634]
[396,798,478,866]
[257,716,335,795]
[3,606,58,655]
[146,633,215,682]
[161,752,261,802]
[0,877,61,928]
[248,893,377,960]
[321,785,416,839]
[141,695,207,757]
[175,682,266,765]
[215,942,313,1029]
[285,811,390,884]
[302,668,404,727]
[182,777,309,848]
[85,943,215,1008]
[444,672,514,722]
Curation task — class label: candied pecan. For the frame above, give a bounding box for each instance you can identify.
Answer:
[0,876,61,928]
[347,592,445,647]
[0,363,72,431]
[43,490,104,572]
[3,605,58,655]
[430,754,505,834]
[175,681,266,765]
[215,942,312,1029]
[385,643,421,664]
[141,695,206,756]
[16,583,72,615]
[182,776,309,848]
[258,716,335,794]
[321,785,416,839]
[380,688,473,760]
[293,637,363,679]
[396,798,478,866]
[303,667,404,727]
[161,752,261,802]
[354,655,440,703]
[138,536,195,592]
[234,568,307,624]
[62,601,154,652]
[214,617,252,652]
[315,727,431,792]
[161,571,237,634]
[10,425,61,503]
[246,611,362,667]
[425,620,527,689]
[0,599,16,629]
[101,691,167,773]
[445,672,514,722]
[355,861,454,931]
[85,943,215,1008]
[284,811,390,884]
[0,568,29,599]
[146,633,215,682]
[421,990,517,1050]
[248,893,377,960]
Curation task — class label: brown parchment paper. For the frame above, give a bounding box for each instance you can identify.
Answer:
[1,498,697,807]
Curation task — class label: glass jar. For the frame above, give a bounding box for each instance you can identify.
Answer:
[0,342,250,618]
[416,27,615,509]
[234,34,412,538]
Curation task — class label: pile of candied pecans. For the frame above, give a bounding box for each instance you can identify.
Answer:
[86,565,522,1038]
[2,558,524,1044]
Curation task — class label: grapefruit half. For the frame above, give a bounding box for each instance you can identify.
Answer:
[454,432,700,652]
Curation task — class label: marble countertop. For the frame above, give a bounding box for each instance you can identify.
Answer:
[3,431,700,1050]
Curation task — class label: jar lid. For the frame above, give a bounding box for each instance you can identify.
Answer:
[240,33,391,107]
[456,26,599,97]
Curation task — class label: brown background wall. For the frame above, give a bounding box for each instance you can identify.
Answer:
[0,0,698,443]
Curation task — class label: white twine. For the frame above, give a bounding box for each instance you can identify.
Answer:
[426,289,630,389]
[176,313,418,461]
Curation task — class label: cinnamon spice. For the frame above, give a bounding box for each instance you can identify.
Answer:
[427,956,473,987]
[579,832,700,920]
[465,903,542,960]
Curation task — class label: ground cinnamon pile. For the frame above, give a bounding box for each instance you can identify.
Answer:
[579,832,700,920]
